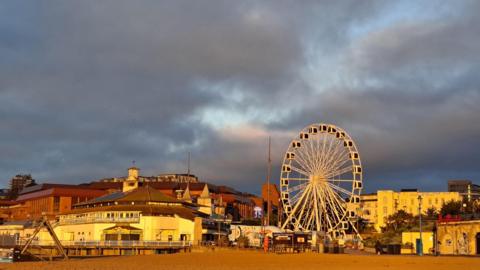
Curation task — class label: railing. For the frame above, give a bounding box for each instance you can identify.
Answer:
[13,239,192,248]
[58,217,140,225]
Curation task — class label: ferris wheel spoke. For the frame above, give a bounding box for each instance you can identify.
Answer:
[324,166,352,179]
[317,134,327,172]
[294,188,312,229]
[290,184,311,208]
[290,188,305,205]
[285,177,310,181]
[312,184,321,231]
[320,136,335,170]
[290,165,311,177]
[317,185,334,232]
[326,156,351,175]
[296,141,317,173]
[322,141,345,173]
[291,153,313,175]
[293,149,315,173]
[326,148,351,173]
[306,138,320,173]
[325,191,341,228]
[329,188,348,216]
[289,182,309,193]
[327,182,353,197]
[327,179,354,182]
[324,185,347,223]
[298,197,310,229]
[287,185,312,226]
[303,198,315,230]
[305,205,315,230]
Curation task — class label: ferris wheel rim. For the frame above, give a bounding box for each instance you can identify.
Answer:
[279,123,363,238]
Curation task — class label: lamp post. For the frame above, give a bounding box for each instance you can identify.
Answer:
[418,194,423,256]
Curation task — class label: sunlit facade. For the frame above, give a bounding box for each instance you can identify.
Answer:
[359,189,461,231]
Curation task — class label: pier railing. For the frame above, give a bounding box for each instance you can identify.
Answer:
[12,239,192,248]
[58,217,140,225]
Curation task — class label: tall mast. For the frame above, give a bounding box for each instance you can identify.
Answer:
[267,136,271,226]
[187,151,191,175]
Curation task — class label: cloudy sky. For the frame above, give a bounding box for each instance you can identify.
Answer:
[1,1,479,194]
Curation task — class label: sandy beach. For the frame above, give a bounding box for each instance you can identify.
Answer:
[1,250,479,270]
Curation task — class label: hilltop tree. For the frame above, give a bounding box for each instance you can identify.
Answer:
[440,200,462,216]
[383,210,415,232]
[425,207,439,220]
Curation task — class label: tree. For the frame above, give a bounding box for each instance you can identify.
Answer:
[440,200,462,216]
[425,207,438,220]
[383,210,415,232]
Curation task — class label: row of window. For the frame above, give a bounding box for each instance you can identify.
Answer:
[62,211,140,221]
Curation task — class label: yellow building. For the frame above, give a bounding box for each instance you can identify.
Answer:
[359,189,461,231]
[0,167,229,253]
[54,186,203,243]
[401,231,434,254]
[437,220,480,255]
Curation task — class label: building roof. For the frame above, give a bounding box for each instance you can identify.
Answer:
[16,186,107,202]
[63,204,205,220]
[80,181,123,190]
[0,200,19,207]
[75,185,181,207]
[19,183,112,195]
[1,220,33,227]
[103,224,142,231]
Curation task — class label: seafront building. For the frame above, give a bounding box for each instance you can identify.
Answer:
[0,167,262,225]
[0,167,231,255]
[437,219,480,255]
[448,180,480,202]
[359,189,462,231]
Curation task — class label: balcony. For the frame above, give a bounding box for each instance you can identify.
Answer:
[58,216,140,225]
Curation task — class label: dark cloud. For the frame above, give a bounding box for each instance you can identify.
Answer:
[0,1,478,195]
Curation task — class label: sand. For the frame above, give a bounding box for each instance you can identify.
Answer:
[1,250,479,270]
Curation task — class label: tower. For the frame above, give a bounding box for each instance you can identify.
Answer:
[182,184,192,203]
[197,184,212,215]
[123,166,139,192]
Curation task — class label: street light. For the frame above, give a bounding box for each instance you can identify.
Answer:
[418,195,423,256]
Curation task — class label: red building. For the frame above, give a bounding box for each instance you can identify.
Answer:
[12,184,107,220]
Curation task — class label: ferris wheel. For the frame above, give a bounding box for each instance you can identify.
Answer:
[280,123,362,239]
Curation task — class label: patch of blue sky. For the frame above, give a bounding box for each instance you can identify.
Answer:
[194,79,294,129]
[347,1,462,40]
[303,1,465,95]
[198,105,292,131]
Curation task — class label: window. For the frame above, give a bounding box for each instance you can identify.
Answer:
[53,197,60,212]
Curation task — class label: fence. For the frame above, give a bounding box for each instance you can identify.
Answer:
[9,239,192,248]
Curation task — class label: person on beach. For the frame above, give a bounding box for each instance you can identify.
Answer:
[375,240,382,255]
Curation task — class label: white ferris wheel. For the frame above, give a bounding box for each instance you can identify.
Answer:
[280,123,363,239]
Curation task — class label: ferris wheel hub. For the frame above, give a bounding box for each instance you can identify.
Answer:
[309,175,326,184]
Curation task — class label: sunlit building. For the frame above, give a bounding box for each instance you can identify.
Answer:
[359,189,461,231]
[437,219,480,255]
[13,184,107,220]
[0,167,231,255]
[448,180,480,202]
